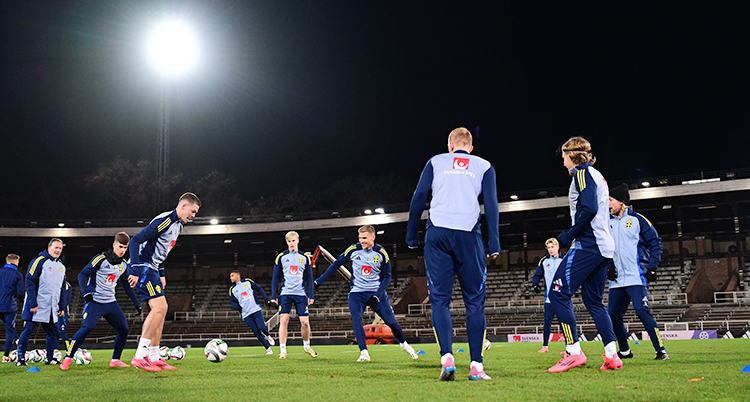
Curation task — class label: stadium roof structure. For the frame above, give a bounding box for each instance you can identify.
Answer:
[1,176,749,269]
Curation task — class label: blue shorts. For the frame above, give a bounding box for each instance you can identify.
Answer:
[279,294,309,316]
[137,269,165,301]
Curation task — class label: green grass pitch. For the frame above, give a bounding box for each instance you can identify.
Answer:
[1,339,748,401]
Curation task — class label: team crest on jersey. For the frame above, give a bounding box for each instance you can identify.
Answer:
[241,291,249,299]
[244,283,249,288]
[453,157,470,170]
[299,257,305,264]
[60,267,63,273]
[118,265,124,273]
[625,220,633,229]
[105,274,117,285]
[373,255,380,265]
[290,265,299,274]
[361,265,372,276]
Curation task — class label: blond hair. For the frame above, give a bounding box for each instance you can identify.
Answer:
[358,225,376,235]
[448,127,473,148]
[562,137,596,166]
[545,238,559,247]
[48,238,63,248]
[6,254,20,264]
[285,231,299,241]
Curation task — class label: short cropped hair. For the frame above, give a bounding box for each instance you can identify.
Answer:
[448,127,473,147]
[114,232,130,245]
[285,231,299,241]
[178,192,202,207]
[48,238,63,248]
[562,137,596,166]
[6,254,20,264]
[545,238,559,247]
[230,270,241,276]
[358,225,376,235]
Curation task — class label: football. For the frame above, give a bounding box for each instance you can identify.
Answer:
[159,346,170,360]
[169,346,186,360]
[52,349,63,362]
[8,350,17,362]
[204,339,228,363]
[29,349,44,364]
[484,339,492,350]
[74,349,92,365]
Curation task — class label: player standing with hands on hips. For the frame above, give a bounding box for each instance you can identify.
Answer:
[547,137,621,373]
[128,192,200,372]
[406,127,500,381]
[607,183,669,360]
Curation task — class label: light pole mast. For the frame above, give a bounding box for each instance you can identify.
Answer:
[157,81,170,210]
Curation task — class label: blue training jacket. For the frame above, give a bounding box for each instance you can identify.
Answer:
[316,243,392,296]
[610,207,663,288]
[0,263,24,313]
[128,209,182,278]
[22,250,66,323]
[532,253,563,303]
[406,150,500,255]
[230,279,268,319]
[558,162,615,258]
[271,250,314,300]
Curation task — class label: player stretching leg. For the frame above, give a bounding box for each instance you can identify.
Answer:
[61,233,142,370]
[531,238,563,353]
[271,231,316,359]
[128,193,200,371]
[548,137,621,373]
[315,225,418,363]
[406,128,499,381]
[229,270,274,355]
[607,184,669,360]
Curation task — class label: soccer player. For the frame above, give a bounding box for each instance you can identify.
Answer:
[547,137,621,373]
[57,280,72,352]
[0,254,24,363]
[60,232,143,370]
[128,192,200,371]
[229,270,275,355]
[17,238,67,366]
[315,225,418,362]
[531,238,563,353]
[271,231,317,359]
[607,183,669,360]
[406,127,499,381]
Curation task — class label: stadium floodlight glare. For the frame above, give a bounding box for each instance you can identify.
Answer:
[147,17,199,76]
[642,181,651,187]
[374,208,385,214]
[510,194,519,200]
[364,209,373,215]
[210,219,219,225]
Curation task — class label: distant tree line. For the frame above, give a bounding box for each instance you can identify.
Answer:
[2,158,417,219]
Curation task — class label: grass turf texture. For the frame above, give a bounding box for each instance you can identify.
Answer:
[1,339,748,401]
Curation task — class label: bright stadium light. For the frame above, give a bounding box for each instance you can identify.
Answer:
[147,17,199,76]
[210,219,219,225]
[374,208,385,214]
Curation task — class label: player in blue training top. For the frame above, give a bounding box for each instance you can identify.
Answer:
[0,254,24,363]
[56,279,72,354]
[531,238,564,354]
[17,238,67,366]
[229,270,275,355]
[271,231,317,359]
[315,225,418,362]
[607,183,669,361]
[406,127,499,381]
[127,192,200,372]
[60,232,143,370]
[548,137,621,373]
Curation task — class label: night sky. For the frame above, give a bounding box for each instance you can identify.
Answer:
[1,1,749,218]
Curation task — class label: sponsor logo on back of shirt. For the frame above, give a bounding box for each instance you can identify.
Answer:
[453,158,470,170]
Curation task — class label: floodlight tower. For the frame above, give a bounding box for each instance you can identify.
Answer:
[146,16,198,209]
